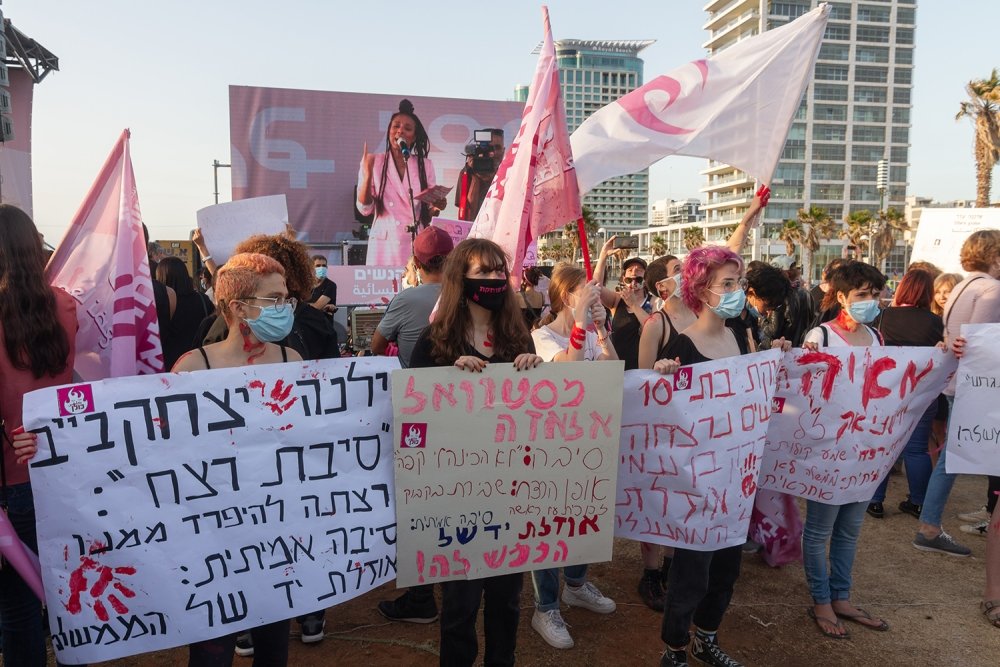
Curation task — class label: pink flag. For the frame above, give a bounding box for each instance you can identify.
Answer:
[47,130,164,379]
[469,5,581,276]
[0,510,45,601]
[571,4,829,194]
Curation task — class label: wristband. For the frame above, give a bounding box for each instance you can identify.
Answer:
[201,254,213,262]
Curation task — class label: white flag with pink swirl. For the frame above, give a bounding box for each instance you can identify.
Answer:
[47,130,164,379]
[571,4,829,194]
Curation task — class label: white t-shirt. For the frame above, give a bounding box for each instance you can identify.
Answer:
[532,324,601,361]
[803,322,882,347]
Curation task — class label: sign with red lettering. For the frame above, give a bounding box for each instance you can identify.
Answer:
[946,324,1000,475]
[391,362,623,586]
[761,347,955,504]
[22,358,399,663]
[616,350,782,551]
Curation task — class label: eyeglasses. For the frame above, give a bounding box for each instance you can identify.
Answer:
[240,296,297,312]
[622,277,644,285]
[709,278,748,293]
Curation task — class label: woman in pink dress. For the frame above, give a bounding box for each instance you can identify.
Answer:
[357,99,446,267]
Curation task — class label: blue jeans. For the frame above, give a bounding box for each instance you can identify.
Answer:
[0,483,48,666]
[872,403,935,505]
[531,565,588,611]
[802,500,867,604]
[919,395,958,527]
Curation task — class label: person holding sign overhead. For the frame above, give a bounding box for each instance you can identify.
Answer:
[801,261,890,639]
[652,245,789,667]
[357,99,447,267]
[173,253,303,666]
[527,264,618,649]
[408,238,542,667]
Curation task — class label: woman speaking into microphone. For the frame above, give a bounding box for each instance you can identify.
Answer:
[357,99,447,267]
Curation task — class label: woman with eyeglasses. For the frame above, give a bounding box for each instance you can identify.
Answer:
[593,253,650,370]
[173,252,302,667]
[655,245,789,667]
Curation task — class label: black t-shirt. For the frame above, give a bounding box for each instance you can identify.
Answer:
[872,306,943,347]
[410,327,535,369]
[310,278,337,305]
[664,324,751,366]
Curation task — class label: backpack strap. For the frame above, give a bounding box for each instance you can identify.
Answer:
[943,276,985,329]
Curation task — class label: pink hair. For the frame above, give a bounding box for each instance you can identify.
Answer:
[215,253,286,321]
[681,245,745,314]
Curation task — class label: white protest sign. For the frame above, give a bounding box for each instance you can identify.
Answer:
[391,362,623,587]
[761,346,955,504]
[909,208,1000,275]
[23,358,399,663]
[616,350,781,551]
[431,217,472,247]
[946,323,1000,475]
[196,194,288,265]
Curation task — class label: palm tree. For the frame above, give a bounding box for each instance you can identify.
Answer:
[683,227,705,251]
[798,206,836,284]
[956,68,1000,207]
[777,219,803,257]
[562,205,599,263]
[871,207,908,269]
[842,210,873,261]
[650,234,667,258]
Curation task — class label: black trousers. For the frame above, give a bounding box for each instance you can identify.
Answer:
[661,545,742,648]
[440,573,522,667]
[188,619,290,667]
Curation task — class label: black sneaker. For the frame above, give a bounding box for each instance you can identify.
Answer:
[299,613,326,644]
[661,648,689,667]
[866,502,884,518]
[898,499,922,519]
[638,570,665,612]
[234,632,254,657]
[691,633,743,667]
[377,590,438,623]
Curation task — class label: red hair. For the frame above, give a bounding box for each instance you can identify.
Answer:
[893,269,933,309]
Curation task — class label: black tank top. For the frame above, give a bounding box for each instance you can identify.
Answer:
[197,345,288,369]
[610,295,650,371]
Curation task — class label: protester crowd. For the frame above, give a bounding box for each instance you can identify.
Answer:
[3,148,1000,666]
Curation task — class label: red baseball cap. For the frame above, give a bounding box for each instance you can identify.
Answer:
[413,226,454,266]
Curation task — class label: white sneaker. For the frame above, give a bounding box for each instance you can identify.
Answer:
[959,520,989,536]
[958,506,990,523]
[531,609,574,649]
[562,581,617,614]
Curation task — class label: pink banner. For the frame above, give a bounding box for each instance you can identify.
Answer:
[229,87,523,245]
[0,68,36,216]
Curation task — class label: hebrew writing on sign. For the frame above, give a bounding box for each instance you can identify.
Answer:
[947,323,1000,476]
[761,347,955,504]
[391,362,623,587]
[22,358,399,664]
[615,350,782,551]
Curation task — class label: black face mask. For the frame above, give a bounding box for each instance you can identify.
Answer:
[463,278,508,312]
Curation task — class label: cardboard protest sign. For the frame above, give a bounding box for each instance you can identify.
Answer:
[195,194,288,265]
[23,358,399,663]
[391,362,623,587]
[615,350,782,551]
[761,347,955,504]
[946,323,1000,475]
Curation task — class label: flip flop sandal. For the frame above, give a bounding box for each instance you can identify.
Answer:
[982,600,1000,628]
[807,607,850,639]
[835,608,890,632]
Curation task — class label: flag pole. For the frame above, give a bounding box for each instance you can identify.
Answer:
[576,216,593,280]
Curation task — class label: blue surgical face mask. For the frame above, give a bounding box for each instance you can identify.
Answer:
[672,273,683,299]
[243,305,295,342]
[848,299,881,324]
[315,266,328,280]
[708,288,747,320]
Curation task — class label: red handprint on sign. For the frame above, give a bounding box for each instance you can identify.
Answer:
[66,556,137,621]
[248,379,298,415]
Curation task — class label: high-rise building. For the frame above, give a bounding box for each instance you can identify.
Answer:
[700,0,915,278]
[516,39,655,232]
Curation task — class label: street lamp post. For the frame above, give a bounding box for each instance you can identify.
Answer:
[213,159,231,205]
[871,158,889,267]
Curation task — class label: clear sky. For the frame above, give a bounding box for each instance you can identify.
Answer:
[5,0,999,245]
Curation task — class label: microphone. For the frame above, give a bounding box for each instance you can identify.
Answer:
[396,138,410,158]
